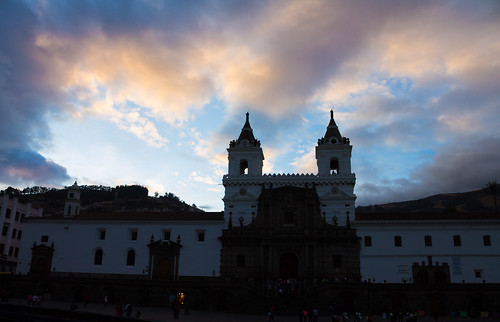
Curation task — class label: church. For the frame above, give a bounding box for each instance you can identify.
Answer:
[15,111,500,286]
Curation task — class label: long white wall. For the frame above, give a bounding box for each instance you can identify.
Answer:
[17,218,223,277]
[356,220,500,283]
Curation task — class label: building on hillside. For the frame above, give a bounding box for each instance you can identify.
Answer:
[355,212,500,283]
[0,194,43,273]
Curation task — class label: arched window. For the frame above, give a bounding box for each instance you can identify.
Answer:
[94,249,103,265]
[126,249,136,266]
[330,158,339,175]
[240,159,248,175]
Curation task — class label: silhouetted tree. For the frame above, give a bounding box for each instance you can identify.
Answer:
[486,181,498,213]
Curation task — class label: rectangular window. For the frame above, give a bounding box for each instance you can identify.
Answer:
[8,247,13,256]
[14,248,19,257]
[474,269,483,278]
[17,230,22,240]
[237,254,246,267]
[483,235,491,246]
[394,236,402,247]
[2,225,8,237]
[15,212,20,221]
[333,255,342,268]
[425,235,432,247]
[197,230,205,242]
[98,229,106,240]
[5,208,11,219]
[129,229,138,241]
[41,235,49,243]
[162,230,171,241]
[0,244,4,254]
[364,236,372,247]
[11,229,17,239]
[453,235,461,247]
[21,213,25,222]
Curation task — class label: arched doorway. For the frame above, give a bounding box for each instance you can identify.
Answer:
[279,252,298,278]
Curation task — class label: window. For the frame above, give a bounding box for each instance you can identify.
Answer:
[197,230,205,242]
[14,248,19,257]
[94,249,103,265]
[425,235,432,247]
[5,208,11,219]
[162,230,171,241]
[237,254,246,267]
[240,159,248,175]
[453,235,461,247]
[41,235,49,243]
[11,229,17,239]
[15,212,20,221]
[474,269,483,278]
[126,249,136,266]
[330,158,339,175]
[394,236,402,247]
[17,230,22,240]
[129,229,138,241]
[1,225,8,237]
[8,247,13,256]
[483,235,491,246]
[364,236,372,247]
[21,213,25,222]
[98,229,106,240]
[333,255,342,268]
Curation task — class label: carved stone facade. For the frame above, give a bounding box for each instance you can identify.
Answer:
[220,186,360,280]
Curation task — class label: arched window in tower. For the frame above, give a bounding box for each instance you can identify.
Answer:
[330,158,339,175]
[126,249,136,266]
[240,159,249,175]
[94,248,103,265]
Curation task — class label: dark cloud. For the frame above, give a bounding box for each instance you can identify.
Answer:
[0,148,70,186]
[356,136,500,205]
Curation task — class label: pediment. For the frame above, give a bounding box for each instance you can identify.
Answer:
[319,187,351,200]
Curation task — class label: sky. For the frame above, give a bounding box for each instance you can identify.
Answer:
[1,0,499,211]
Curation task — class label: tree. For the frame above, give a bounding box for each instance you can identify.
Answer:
[486,181,498,213]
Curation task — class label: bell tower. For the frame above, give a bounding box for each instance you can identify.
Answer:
[316,110,352,176]
[223,113,264,228]
[63,181,81,217]
[315,110,356,226]
[227,112,264,176]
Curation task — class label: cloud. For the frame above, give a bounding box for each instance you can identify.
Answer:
[0,148,70,186]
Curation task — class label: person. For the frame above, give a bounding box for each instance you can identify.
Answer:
[313,308,319,322]
[104,295,108,307]
[125,303,133,317]
[268,304,275,321]
[83,295,89,308]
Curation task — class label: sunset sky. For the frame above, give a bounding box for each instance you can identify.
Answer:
[1,0,499,211]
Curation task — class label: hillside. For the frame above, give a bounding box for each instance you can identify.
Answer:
[356,186,498,213]
[0,185,201,216]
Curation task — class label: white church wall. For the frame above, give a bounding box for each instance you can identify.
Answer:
[17,218,223,277]
[357,220,500,283]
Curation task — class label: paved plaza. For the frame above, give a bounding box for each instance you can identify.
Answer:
[0,297,491,322]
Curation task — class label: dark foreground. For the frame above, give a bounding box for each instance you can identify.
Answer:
[0,298,494,322]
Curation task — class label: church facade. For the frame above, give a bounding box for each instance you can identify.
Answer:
[220,111,360,281]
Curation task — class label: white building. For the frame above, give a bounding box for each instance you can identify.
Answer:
[356,212,500,283]
[0,194,43,273]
